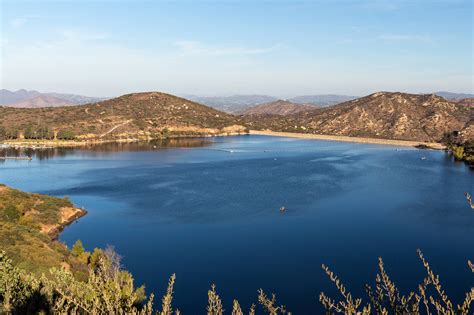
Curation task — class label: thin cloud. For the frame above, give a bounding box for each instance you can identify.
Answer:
[10,18,28,28]
[377,34,435,44]
[174,40,282,56]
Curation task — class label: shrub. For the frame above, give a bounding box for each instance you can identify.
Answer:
[452,145,465,160]
[2,205,20,222]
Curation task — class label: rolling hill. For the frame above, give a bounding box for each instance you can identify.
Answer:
[245,92,473,142]
[0,92,247,141]
[239,100,318,116]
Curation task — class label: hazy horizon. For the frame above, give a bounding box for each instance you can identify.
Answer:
[1,0,472,96]
[3,88,474,100]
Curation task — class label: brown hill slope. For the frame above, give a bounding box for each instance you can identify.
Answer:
[7,95,72,108]
[0,92,247,141]
[245,92,473,142]
[240,100,317,116]
[454,98,474,107]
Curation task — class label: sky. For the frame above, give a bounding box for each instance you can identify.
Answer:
[0,0,472,97]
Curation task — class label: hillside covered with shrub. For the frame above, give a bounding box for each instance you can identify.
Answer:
[0,92,248,142]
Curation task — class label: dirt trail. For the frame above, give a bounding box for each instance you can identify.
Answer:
[100,120,132,138]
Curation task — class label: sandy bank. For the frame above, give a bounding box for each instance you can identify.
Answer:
[41,207,88,239]
[250,130,446,149]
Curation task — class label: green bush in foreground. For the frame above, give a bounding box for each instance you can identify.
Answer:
[0,248,472,314]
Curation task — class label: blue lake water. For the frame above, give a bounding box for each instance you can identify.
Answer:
[1,135,473,313]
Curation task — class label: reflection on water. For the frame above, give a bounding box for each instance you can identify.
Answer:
[0,138,213,161]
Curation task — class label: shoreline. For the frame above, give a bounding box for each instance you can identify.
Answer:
[249,130,446,149]
[45,207,88,240]
[1,130,447,150]
[0,132,248,149]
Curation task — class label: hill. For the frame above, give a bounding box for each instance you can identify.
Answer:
[245,92,473,142]
[0,92,247,142]
[183,94,278,113]
[0,89,106,107]
[240,100,317,116]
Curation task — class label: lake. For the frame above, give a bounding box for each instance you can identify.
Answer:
[1,135,473,313]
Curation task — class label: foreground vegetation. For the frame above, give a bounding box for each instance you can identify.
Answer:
[442,132,474,166]
[0,185,472,313]
[0,248,472,314]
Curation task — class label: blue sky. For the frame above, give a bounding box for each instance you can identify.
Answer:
[1,0,472,97]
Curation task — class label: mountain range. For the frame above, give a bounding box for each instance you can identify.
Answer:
[182,94,278,113]
[182,92,472,113]
[0,89,106,108]
[183,94,358,112]
[433,91,474,101]
[0,90,472,143]
[2,89,471,112]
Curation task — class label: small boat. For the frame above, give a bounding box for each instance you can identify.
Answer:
[280,206,286,212]
[420,156,426,160]
[465,192,474,209]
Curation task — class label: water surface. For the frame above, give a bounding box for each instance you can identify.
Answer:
[1,135,473,313]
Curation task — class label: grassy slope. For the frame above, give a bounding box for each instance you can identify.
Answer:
[0,184,85,275]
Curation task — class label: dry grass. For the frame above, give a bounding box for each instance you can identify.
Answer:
[320,249,473,314]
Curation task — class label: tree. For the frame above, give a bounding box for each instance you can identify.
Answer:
[0,127,6,141]
[71,240,85,257]
[23,124,53,139]
[57,129,76,140]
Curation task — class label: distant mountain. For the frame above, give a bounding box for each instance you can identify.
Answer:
[434,91,474,101]
[8,95,72,108]
[183,94,278,113]
[240,100,318,116]
[288,94,358,107]
[0,89,106,107]
[0,92,247,140]
[44,92,106,105]
[245,92,473,142]
[0,89,41,104]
